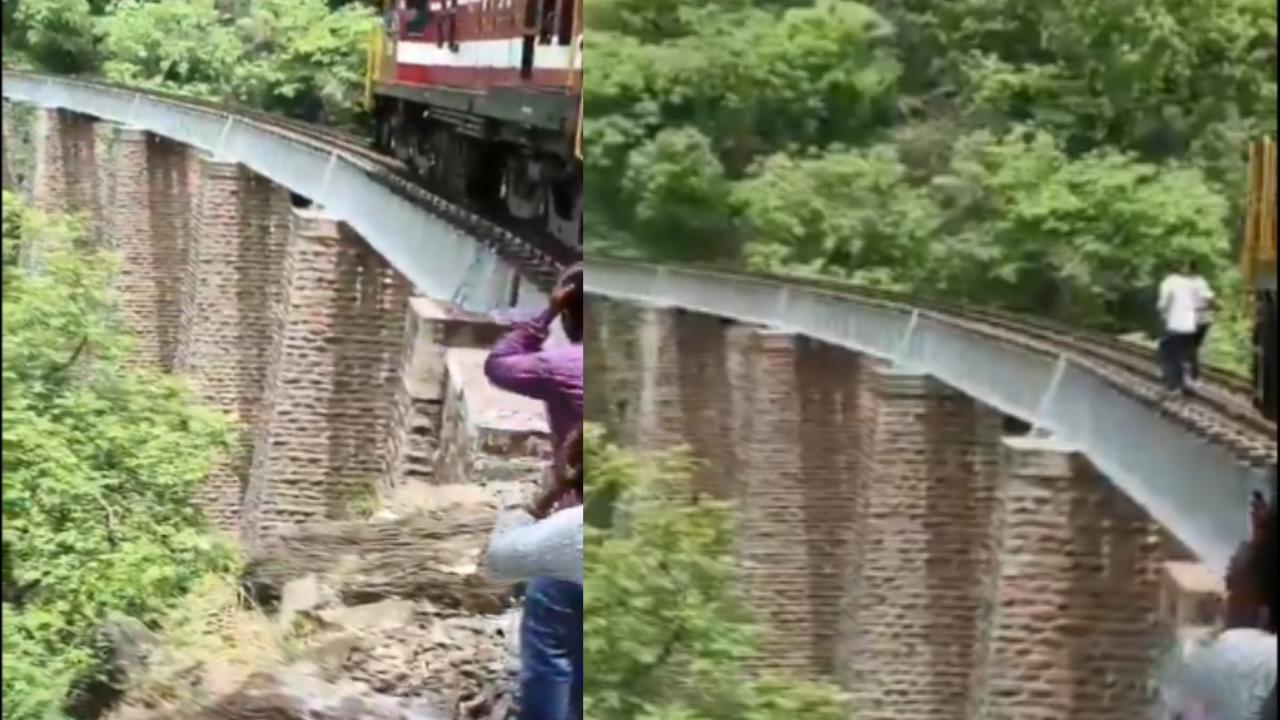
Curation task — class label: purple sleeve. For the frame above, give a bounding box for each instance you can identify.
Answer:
[484,308,558,401]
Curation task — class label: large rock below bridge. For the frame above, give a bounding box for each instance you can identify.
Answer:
[243,509,516,613]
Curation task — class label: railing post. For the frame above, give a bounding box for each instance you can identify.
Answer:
[1030,355,1069,437]
[893,309,920,368]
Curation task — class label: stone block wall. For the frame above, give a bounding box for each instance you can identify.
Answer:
[433,348,550,489]
[173,155,292,530]
[838,366,1002,720]
[380,298,510,495]
[33,108,98,220]
[30,108,538,543]
[730,331,833,678]
[792,337,863,678]
[103,128,167,367]
[242,207,410,547]
[582,299,647,442]
[586,297,1176,717]
[975,436,1166,720]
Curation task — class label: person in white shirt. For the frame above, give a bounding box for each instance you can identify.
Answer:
[1188,266,1217,383]
[1158,262,1205,395]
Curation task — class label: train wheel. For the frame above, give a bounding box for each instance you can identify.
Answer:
[548,173,581,248]
[462,138,503,206]
[503,157,544,221]
[415,126,451,189]
[372,100,394,154]
[390,104,415,166]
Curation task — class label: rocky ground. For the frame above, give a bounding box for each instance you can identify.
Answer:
[105,485,533,720]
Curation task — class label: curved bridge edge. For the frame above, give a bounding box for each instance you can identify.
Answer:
[587,258,1271,577]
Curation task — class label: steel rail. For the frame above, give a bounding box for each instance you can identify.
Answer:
[2,69,577,313]
[586,256,1275,577]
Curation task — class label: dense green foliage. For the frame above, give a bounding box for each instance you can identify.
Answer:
[584,425,849,720]
[585,0,1275,363]
[3,0,375,126]
[2,194,237,719]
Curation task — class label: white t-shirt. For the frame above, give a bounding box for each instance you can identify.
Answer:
[1162,628,1277,720]
[1159,273,1202,335]
[1191,275,1216,327]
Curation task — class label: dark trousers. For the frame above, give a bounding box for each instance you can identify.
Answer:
[520,577,583,720]
[1189,323,1211,381]
[1158,332,1197,392]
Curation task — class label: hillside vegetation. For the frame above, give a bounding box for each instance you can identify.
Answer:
[2,0,374,128]
[584,0,1276,370]
[2,193,238,719]
[583,425,850,719]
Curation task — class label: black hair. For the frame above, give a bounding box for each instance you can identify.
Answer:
[1252,497,1277,629]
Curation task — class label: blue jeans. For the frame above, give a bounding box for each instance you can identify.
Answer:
[520,577,583,720]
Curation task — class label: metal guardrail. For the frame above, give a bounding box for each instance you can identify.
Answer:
[2,70,540,315]
[586,258,1274,577]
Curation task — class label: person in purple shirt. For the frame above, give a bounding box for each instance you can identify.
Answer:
[484,264,583,720]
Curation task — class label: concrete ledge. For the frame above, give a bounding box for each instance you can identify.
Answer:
[1001,435,1078,480]
[434,348,549,487]
[1160,560,1225,627]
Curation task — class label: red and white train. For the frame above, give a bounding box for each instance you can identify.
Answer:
[366,0,583,248]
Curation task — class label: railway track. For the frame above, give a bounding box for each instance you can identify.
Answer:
[36,72,580,290]
[593,259,1278,469]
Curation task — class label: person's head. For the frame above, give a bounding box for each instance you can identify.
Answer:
[558,264,583,344]
[1179,257,1205,277]
[1226,486,1278,631]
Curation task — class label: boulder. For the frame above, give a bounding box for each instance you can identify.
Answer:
[244,510,515,613]
[139,664,451,720]
[278,574,341,631]
[102,613,162,677]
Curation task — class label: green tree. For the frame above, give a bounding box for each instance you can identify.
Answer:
[98,0,243,99]
[584,426,849,720]
[97,0,375,127]
[9,0,98,73]
[584,0,1271,364]
[2,194,237,719]
[228,0,376,125]
[927,129,1231,328]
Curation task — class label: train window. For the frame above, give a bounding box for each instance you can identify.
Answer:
[404,0,431,35]
[556,0,573,45]
[524,0,538,31]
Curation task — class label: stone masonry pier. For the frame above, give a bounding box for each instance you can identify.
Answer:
[587,298,1218,720]
[11,106,548,551]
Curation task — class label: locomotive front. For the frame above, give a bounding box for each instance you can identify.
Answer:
[366,0,583,249]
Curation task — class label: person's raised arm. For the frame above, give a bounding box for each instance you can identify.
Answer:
[483,307,558,401]
[483,283,574,401]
